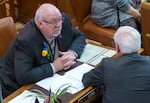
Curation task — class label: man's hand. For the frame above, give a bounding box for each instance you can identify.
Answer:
[127,6,141,22]
[52,57,65,72]
[59,51,76,70]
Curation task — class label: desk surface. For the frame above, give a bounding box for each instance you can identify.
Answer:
[3,39,143,103]
[3,84,34,103]
[3,84,100,103]
[3,39,109,103]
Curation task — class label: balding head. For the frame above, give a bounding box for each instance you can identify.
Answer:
[35,3,61,22]
[34,3,63,38]
[114,26,141,54]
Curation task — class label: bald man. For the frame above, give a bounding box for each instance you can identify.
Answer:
[0,3,86,98]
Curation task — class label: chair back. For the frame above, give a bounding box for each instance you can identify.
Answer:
[71,0,92,28]
[0,17,16,57]
[71,0,116,47]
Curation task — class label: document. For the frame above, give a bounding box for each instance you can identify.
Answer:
[77,44,116,66]
[65,63,94,81]
[36,63,94,94]
[8,90,44,103]
[8,64,94,103]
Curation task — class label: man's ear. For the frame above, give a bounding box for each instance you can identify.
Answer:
[115,43,123,57]
[40,21,43,28]
[37,20,43,28]
[115,43,120,53]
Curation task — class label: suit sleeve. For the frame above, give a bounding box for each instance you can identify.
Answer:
[82,63,104,88]
[61,13,86,58]
[14,39,53,85]
[69,27,86,57]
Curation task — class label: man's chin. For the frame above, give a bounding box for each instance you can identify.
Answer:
[53,33,60,37]
[54,31,61,36]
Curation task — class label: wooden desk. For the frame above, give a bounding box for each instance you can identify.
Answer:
[3,84,102,103]
[3,39,109,103]
[3,86,100,103]
[3,39,144,103]
[3,38,144,103]
[3,84,34,103]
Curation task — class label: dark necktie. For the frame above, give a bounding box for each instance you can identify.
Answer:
[50,37,55,61]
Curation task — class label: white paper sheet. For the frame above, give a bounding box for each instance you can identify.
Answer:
[65,63,94,81]
[8,64,94,103]
[8,90,44,103]
[36,74,83,94]
[36,63,94,94]
[77,44,116,66]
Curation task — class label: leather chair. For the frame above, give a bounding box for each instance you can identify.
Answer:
[141,1,150,55]
[0,17,17,58]
[71,0,116,47]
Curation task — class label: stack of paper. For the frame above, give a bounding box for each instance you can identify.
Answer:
[8,90,44,103]
[36,63,94,94]
[77,44,116,66]
[8,63,94,103]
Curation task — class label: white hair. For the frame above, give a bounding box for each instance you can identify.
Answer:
[34,3,60,21]
[114,26,141,54]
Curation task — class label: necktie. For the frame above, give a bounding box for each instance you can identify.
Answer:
[50,37,55,61]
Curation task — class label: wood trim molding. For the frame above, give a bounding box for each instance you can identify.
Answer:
[0,0,6,5]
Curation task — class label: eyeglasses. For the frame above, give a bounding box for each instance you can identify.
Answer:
[42,17,64,25]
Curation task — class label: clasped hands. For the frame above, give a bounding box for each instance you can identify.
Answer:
[53,51,77,72]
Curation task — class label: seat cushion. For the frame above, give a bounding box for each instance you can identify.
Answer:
[0,17,16,57]
[82,19,116,47]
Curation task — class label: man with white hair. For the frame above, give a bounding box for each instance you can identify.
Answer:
[0,3,86,98]
[82,26,150,103]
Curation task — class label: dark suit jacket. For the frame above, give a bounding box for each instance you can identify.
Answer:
[0,13,86,97]
[82,52,150,103]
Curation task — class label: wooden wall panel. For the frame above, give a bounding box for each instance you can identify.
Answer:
[0,0,7,18]
[56,0,78,27]
[17,0,57,23]
[7,0,16,21]
[16,0,78,27]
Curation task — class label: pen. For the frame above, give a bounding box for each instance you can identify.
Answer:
[44,88,51,103]
[48,88,51,97]
[35,96,39,103]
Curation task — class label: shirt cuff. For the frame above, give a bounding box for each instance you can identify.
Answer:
[50,63,56,74]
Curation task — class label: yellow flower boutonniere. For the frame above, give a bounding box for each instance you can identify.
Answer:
[42,42,51,60]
